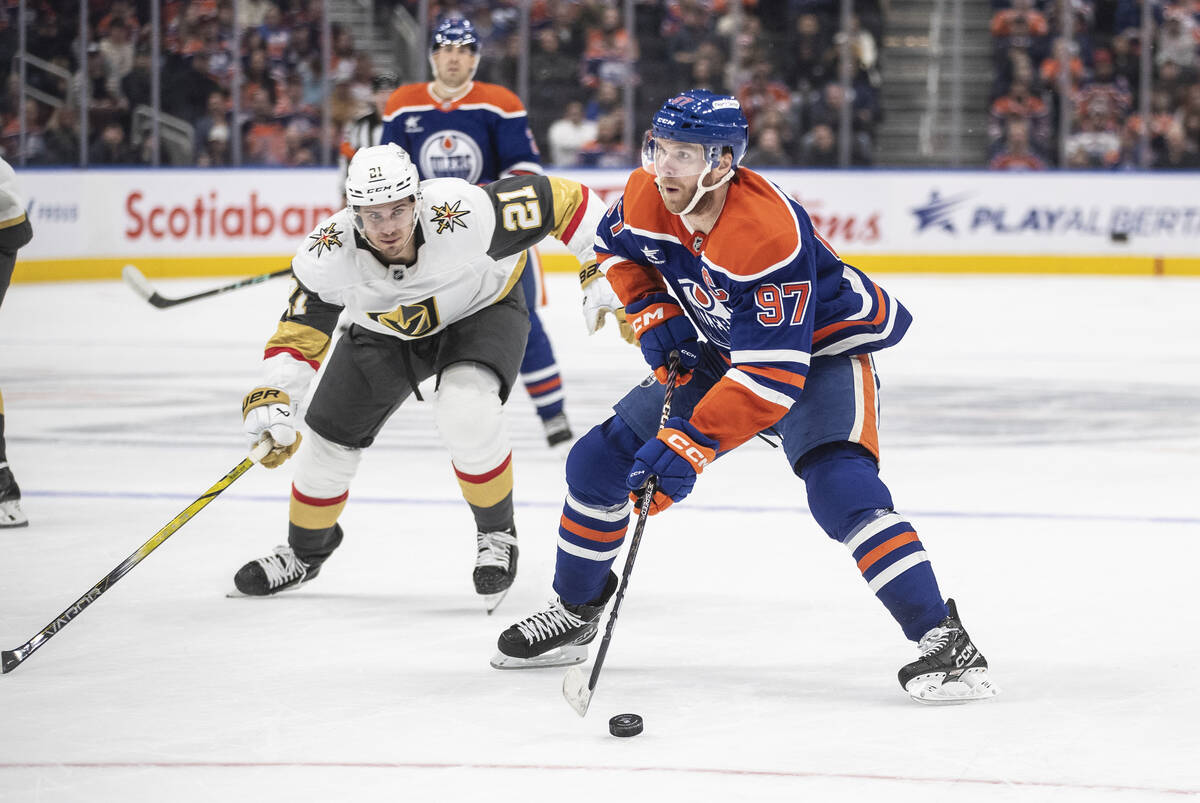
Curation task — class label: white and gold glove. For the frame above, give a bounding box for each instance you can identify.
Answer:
[242,387,303,469]
[579,261,636,344]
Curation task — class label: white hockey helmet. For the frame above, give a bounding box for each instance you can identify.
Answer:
[345,143,421,209]
[345,144,422,252]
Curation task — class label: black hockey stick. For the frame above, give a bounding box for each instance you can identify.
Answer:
[563,353,681,717]
[122,264,292,309]
[0,440,272,674]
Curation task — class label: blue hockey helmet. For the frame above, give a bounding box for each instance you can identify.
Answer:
[645,89,749,173]
[431,18,480,53]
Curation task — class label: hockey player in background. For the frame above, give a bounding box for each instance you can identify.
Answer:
[0,157,33,528]
[338,71,402,186]
[380,18,594,450]
[231,144,626,610]
[492,91,999,703]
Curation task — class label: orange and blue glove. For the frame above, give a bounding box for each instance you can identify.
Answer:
[624,293,701,386]
[627,417,719,514]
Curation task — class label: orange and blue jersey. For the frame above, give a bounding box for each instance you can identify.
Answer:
[380,81,541,184]
[595,168,911,452]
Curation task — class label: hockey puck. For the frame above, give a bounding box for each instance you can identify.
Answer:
[608,713,644,737]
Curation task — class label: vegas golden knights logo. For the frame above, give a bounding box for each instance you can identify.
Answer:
[367,297,440,337]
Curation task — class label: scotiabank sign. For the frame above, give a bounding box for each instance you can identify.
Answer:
[21,168,341,258]
[16,167,1200,261]
[124,189,338,240]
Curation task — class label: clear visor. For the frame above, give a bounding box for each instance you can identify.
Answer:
[641,133,711,178]
[352,198,419,248]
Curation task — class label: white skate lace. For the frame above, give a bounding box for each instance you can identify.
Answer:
[258,546,308,588]
[476,530,517,570]
[917,625,958,657]
[515,601,586,644]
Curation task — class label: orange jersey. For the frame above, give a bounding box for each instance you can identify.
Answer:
[596,168,911,451]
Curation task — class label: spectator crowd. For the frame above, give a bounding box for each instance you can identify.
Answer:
[0,0,885,169]
[423,0,885,167]
[0,0,380,166]
[9,0,1196,170]
[988,0,1200,169]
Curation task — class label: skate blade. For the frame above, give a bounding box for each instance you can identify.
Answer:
[224,579,314,599]
[489,645,588,670]
[482,588,510,615]
[906,668,1000,705]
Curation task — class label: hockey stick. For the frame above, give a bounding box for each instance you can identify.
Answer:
[122,264,293,309]
[0,440,273,674]
[563,353,681,717]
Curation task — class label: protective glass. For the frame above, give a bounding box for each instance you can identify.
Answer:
[641,133,710,178]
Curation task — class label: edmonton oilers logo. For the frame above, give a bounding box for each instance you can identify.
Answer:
[419,131,484,183]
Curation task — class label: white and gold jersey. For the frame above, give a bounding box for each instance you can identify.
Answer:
[294,179,526,341]
[0,157,28,231]
[259,174,605,398]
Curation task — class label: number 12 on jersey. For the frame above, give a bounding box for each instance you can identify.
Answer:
[755,281,811,326]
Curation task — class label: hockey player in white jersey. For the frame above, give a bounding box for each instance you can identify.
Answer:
[0,157,33,528]
[231,143,624,610]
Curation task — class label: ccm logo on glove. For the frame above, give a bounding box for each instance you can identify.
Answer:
[624,293,702,386]
[626,418,719,514]
[663,430,712,471]
[627,302,677,336]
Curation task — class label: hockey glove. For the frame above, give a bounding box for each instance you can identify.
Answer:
[579,261,636,344]
[242,386,303,469]
[624,293,701,386]
[626,417,718,515]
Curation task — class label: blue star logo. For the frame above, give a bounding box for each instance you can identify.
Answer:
[911,190,972,233]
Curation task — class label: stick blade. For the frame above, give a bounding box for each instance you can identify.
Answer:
[562,665,593,717]
[1,649,22,675]
[121,264,154,299]
[121,265,170,308]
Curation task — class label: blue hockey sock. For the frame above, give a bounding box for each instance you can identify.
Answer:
[519,271,564,420]
[799,443,949,641]
[552,417,641,603]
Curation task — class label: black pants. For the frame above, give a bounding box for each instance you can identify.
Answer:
[0,218,33,309]
[305,281,531,449]
[0,217,32,465]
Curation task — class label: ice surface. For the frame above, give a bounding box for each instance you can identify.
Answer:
[1,272,1198,802]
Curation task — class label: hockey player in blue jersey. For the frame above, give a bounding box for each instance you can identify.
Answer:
[381,18,590,448]
[492,90,998,704]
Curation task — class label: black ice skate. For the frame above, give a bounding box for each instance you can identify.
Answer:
[542,412,573,448]
[0,464,27,529]
[230,545,320,597]
[474,527,518,614]
[898,598,999,704]
[491,572,618,669]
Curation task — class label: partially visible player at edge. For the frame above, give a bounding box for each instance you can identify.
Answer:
[338,71,402,185]
[230,143,625,611]
[380,18,606,450]
[492,90,999,704]
[0,157,33,528]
